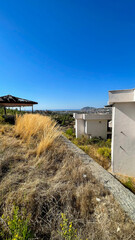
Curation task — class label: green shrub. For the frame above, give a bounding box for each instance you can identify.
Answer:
[0,116,4,123]
[93,138,111,148]
[100,139,111,148]
[89,137,103,145]
[124,178,135,193]
[72,135,90,146]
[59,213,77,240]
[49,113,74,127]
[98,147,111,159]
[0,205,33,240]
[80,145,89,154]
[66,128,75,137]
[59,213,87,240]
[62,119,65,126]
[104,139,111,148]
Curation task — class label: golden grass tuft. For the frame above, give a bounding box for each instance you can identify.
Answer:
[14,114,61,156]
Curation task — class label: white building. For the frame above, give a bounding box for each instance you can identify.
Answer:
[73,113,112,139]
[109,89,135,177]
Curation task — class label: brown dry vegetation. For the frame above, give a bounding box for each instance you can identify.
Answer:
[0,116,135,239]
[14,114,61,156]
[114,173,135,194]
[79,144,110,169]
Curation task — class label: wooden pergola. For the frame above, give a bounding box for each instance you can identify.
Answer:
[0,95,38,114]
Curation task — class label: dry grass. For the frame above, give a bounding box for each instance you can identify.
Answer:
[114,173,135,194]
[14,114,61,156]
[79,145,111,170]
[0,123,135,239]
[65,134,111,170]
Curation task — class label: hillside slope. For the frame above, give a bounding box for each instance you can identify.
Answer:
[0,117,134,239]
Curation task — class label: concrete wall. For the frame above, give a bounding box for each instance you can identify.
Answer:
[63,135,135,223]
[83,113,112,120]
[87,119,108,139]
[73,113,83,119]
[75,118,111,139]
[112,102,135,177]
[109,89,134,104]
[75,119,85,138]
[74,113,112,139]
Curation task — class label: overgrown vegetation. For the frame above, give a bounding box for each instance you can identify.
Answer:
[0,107,25,116]
[0,107,26,125]
[115,175,135,194]
[65,129,111,169]
[0,205,32,240]
[65,128,75,137]
[36,110,74,130]
[0,116,4,124]
[59,213,87,240]
[97,147,111,160]
[0,119,134,239]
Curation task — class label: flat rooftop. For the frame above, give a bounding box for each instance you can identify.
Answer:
[73,113,112,120]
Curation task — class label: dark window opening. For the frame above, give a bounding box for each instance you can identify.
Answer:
[107,134,112,139]
[107,120,112,132]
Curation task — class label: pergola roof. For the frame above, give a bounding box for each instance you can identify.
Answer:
[0,95,38,107]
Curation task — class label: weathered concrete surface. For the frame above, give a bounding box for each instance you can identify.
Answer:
[62,136,135,223]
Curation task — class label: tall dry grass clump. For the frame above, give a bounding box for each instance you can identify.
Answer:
[14,114,61,156]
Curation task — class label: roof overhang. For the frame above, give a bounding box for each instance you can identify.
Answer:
[109,89,135,104]
[0,95,38,107]
[0,103,36,107]
[104,104,113,108]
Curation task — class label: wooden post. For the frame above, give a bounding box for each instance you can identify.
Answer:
[32,105,33,113]
[4,107,6,115]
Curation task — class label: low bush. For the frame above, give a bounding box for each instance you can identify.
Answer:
[0,205,32,240]
[0,116,4,124]
[46,112,74,127]
[89,138,111,148]
[123,178,135,193]
[72,135,90,146]
[96,139,111,148]
[72,136,111,149]
[59,213,78,240]
[66,128,75,137]
[79,145,89,154]
[59,213,88,240]
[104,139,111,148]
[89,137,103,144]
[98,147,111,160]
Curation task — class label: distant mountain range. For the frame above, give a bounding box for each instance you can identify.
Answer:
[80,106,112,114]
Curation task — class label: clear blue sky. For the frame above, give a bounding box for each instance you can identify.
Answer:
[0,0,135,110]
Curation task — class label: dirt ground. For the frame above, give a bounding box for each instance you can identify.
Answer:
[0,124,135,240]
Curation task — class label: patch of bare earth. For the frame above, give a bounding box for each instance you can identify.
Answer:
[0,124,135,240]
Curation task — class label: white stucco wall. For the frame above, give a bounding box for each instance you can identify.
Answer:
[112,102,135,177]
[109,89,135,104]
[75,119,85,138]
[84,120,87,134]
[73,113,111,139]
[86,119,108,139]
